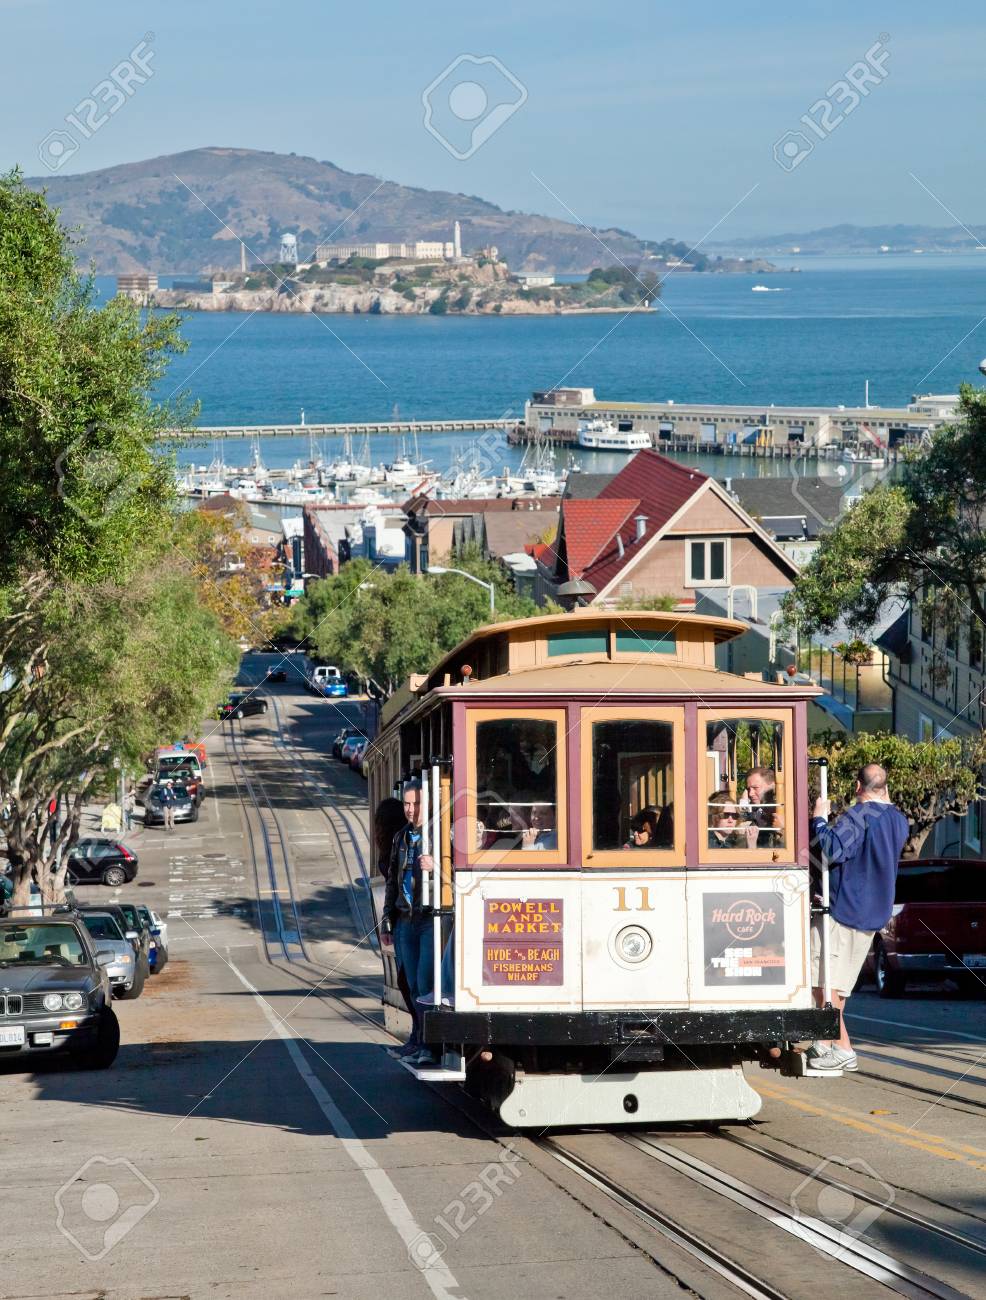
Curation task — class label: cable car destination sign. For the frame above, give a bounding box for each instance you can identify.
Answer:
[482,898,564,985]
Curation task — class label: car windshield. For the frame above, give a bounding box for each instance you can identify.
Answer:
[83,915,125,941]
[0,923,87,966]
[152,784,189,799]
[160,755,197,770]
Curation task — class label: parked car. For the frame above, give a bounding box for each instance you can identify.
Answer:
[80,910,142,1000]
[144,782,198,825]
[333,727,362,759]
[218,689,269,720]
[158,750,204,782]
[136,904,168,974]
[76,903,151,979]
[0,912,120,1068]
[339,734,365,765]
[350,738,369,774]
[65,838,138,888]
[307,664,340,692]
[157,762,205,805]
[868,858,986,997]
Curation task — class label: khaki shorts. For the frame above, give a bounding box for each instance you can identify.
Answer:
[810,917,874,997]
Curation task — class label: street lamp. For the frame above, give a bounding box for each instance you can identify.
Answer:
[428,566,495,615]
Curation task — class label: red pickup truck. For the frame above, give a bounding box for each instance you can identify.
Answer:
[870,858,986,997]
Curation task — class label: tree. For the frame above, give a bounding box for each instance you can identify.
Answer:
[0,170,238,902]
[289,547,546,695]
[811,730,986,858]
[1,572,239,902]
[177,505,287,644]
[784,386,986,636]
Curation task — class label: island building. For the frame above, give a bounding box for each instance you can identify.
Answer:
[314,220,464,264]
[115,272,158,300]
[525,388,959,451]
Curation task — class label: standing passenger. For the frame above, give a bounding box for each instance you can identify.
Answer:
[375,796,416,1028]
[808,763,908,1071]
[382,780,437,1066]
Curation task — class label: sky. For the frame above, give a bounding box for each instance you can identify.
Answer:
[2,0,983,242]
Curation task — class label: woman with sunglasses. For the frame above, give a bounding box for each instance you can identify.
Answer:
[708,791,745,847]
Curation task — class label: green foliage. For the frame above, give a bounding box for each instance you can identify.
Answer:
[289,549,544,693]
[614,592,678,611]
[810,729,986,856]
[0,173,237,899]
[428,292,449,315]
[0,168,192,585]
[785,386,986,635]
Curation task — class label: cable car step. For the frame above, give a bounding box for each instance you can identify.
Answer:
[400,1050,467,1082]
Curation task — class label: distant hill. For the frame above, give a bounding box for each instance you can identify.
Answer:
[26,146,672,275]
[707,221,986,256]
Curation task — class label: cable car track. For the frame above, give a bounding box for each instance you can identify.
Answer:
[224,718,307,965]
[539,1130,978,1299]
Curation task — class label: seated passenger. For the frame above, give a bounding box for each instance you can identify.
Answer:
[739,767,782,846]
[707,792,745,847]
[623,809,658,849]
[521,804,558,851]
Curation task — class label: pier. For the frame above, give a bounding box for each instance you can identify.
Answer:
[162,418,518,441]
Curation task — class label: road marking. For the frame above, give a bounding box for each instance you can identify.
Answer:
[226,956,462,1300]
[847,1011,986,1044]
[755,1082,986,1170]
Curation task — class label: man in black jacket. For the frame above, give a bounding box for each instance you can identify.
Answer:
[382,780,436,1065]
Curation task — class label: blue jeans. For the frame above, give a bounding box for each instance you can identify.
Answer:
[393,914,434,1046]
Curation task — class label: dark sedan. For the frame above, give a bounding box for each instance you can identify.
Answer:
[218,689,269,721]
[0,914,120,1068]
[65,838,138,888]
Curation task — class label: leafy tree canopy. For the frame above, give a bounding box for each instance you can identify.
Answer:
[811,729,986,857]
[290,545,548,693]
[784,386,986,636]
[0,167,192,584]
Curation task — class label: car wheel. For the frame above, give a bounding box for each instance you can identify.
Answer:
[118,962,145,1000]
[102,866,126,887]
[956,972,984,999]
[190,808,200,823]
[875,943,905,998]
[77,1007,120,1069]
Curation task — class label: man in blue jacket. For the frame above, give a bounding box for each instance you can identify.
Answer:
[808,763,909,1072]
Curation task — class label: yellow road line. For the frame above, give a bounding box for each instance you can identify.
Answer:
[755,1082,986,1172]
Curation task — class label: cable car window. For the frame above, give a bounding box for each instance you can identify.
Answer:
[474,717,559,852]
[591,719,675,851]
[614,628,676,655]
[705,717,786,852]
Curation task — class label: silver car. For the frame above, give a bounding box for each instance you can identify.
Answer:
[144,782,198,825]
[80,911,142,1000]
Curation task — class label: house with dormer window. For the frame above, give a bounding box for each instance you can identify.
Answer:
[541,449,799,606]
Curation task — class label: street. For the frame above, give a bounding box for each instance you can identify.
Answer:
[3,659,986,1300]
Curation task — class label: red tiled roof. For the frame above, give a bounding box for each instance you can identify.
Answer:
[582,449,709,592]
[560,498,640,577]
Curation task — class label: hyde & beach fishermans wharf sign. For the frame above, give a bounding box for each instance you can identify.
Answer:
[482,898,564,986]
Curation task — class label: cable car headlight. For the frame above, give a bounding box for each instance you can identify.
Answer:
[616,925,652,964]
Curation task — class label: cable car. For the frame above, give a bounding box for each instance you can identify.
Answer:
[366,610,839,1128]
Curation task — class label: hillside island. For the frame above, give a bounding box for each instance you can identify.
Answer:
[147,248,667,317]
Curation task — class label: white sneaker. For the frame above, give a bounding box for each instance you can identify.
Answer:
[810,1046,858,1072]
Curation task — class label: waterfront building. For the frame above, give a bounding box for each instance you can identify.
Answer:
[517,273,555,288]
[526,389,959,450]
[313,233,459,262]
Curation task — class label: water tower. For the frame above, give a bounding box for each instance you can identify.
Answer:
[280,233,299,267]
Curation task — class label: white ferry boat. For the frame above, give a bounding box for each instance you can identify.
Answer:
[576,419,650,452]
